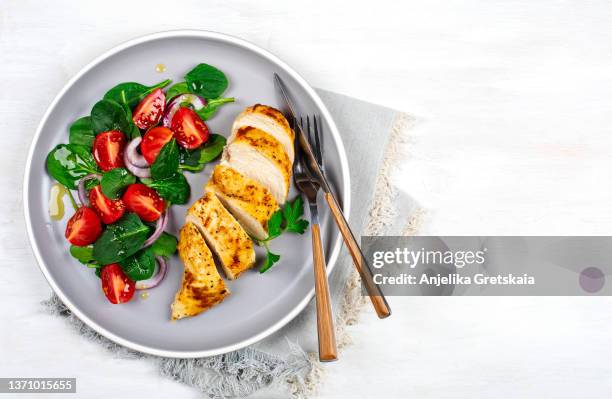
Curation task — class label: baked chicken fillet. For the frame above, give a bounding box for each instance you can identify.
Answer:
[206,164,279,241]
[171,222,229,320]
[186,192,256,279]
[222,126,292,205]
[230,104,295,163]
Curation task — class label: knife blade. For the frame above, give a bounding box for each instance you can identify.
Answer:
[274,73,332,194]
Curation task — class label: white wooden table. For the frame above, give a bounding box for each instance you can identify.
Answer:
[2,0,612,397]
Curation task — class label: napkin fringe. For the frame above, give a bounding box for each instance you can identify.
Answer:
[158,339,311,398]
[336,112,419,347]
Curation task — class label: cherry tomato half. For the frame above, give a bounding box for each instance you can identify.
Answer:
[140,126,174,165]
[93,130,127,171]
[100,263,135,304]
[132,88,166,130]
[89,185,126,224]
[65,207,102,246]
[171,107,209,149]
[122,184,165,222]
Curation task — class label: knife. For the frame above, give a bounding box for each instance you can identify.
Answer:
[274,73,391,319]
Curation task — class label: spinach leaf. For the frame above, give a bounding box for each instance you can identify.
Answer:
[70,245,95,264]
[91,99,131,134]
[151,139,179,179]
[178,149,201,171]
[103,79,172,108]
[121,103,141,140]
[185,63,228,98]
[69,116,95,147]
[93,213,150,264]
[85,178,99,190]
[166,82,190,100]
[196,97,235,121]
[119,247,156,281]
[179,134,226,172]
[151,232,178,257]
[100,168,135,199]
[46,144,99,189]
[141,173,190,204]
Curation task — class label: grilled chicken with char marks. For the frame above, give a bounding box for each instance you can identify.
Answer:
[173,103,296,320]
[206,165,279,241]
[230,104,295,163]
[222,126,291,205]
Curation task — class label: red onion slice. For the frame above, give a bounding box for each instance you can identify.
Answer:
[142,211,168,248]
[162,94,206,127]
[123,150,151,178]
[135,256,168,290]
[77,174,102,206]
[125,137,149,168]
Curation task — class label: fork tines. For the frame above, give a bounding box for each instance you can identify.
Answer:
[299,115,324,170]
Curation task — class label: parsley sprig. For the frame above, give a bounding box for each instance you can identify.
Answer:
[258,196,309,273]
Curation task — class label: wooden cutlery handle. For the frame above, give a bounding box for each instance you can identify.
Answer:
[324,192,392,319]
[312,224,338,362]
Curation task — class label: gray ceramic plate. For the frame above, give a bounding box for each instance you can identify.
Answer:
[23,30,350,358]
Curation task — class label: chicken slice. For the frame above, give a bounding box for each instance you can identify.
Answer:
[222,127,292,204]
[206,165,279,241]
[230,104,295,163]
[186,192,255,279]
[171,222,229,320]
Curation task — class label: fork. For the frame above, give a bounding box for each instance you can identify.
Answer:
[294,121,338,362]
[303,115,391,319]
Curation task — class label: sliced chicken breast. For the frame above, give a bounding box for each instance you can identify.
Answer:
[171,222,229,320]
[222,126,292,204]
[230,104,295,163]
[186,192,255,279]
[206,165,279,241]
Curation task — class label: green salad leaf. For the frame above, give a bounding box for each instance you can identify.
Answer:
[151,139,179,179]
[103,79,172,108]
[93,213,150,264]
[196,97,235,121]
[185,63,228,98]
[141,173,190,205]
[100,168,135,199]
[121,103,141,140]
[120,247,156,281]
[166,82,190,100]
[151,232,178,257]
[179,134,226,172]
[69,245,95,264]
[69,116,95,147]
[90,99,132,134]
[46,144,99,189]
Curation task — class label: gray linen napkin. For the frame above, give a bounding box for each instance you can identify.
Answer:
[43,89,418,399]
